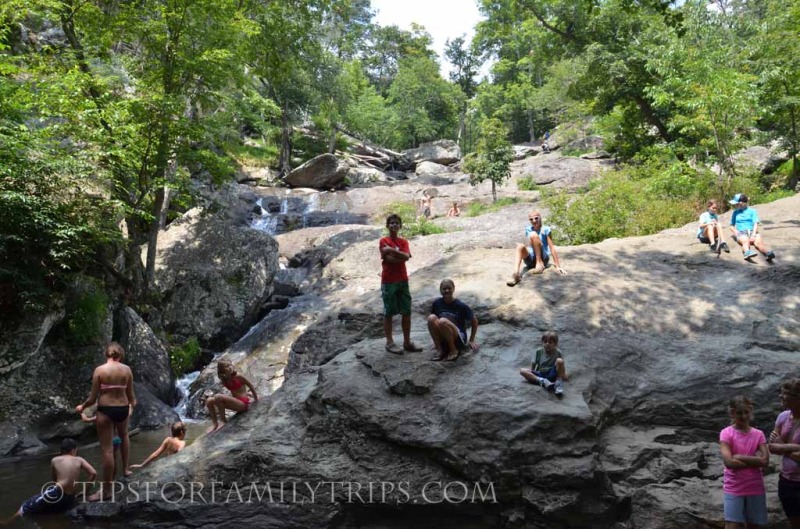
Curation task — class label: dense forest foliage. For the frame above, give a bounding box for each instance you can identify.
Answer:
[1,0,798,317]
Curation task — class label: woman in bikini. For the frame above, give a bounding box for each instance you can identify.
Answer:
[205,359,258,434]
[75,342,136,501]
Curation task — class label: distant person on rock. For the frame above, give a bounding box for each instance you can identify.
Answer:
[1,438,96,526]
[420,195,433,220]
[698,199,729,254]
[380,214,423,355]
[506,210,565,287]
[519,331,567,397]
[427,279,479,362]
[719,395,768,529]
[542,131,551,153]
[729,194,775,262]
[130,421,186,469]
[768,379,800,528]
[447,201,460,217]
[205,360,258,434]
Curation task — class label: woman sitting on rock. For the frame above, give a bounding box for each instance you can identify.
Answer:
[75,342,136,501]
[205,359,258,434]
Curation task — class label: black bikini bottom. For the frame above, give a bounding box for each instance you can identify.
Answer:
[97,405,129,423]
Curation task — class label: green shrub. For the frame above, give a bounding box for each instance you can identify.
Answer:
[66,280,109,346]
[464,197,521,217]
[170,337,201,376]
[378,201,446,237]
[542,157,718,245]
[517,176,539,191]
[560,146,593,157]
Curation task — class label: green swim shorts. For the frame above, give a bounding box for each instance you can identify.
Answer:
[381,281,411,316]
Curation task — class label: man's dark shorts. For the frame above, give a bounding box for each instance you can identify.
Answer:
[382,281,411,316]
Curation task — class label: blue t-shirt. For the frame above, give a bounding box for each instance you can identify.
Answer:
[731,207,759,232]
[525,225,553,258]
[431,298,474,341]
[697,211,718,237]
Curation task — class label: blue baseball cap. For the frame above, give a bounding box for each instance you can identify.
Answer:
[729,193,749,205]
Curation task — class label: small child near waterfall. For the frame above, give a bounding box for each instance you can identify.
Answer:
[519,331,567,397]
[719,396,768,528]
[130,421,186,469]
[205,360,258,434]
[380,214,423,355]
[1,438,96,525]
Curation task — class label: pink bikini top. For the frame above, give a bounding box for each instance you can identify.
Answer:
[223,377,244,392]
[100,383,127,391]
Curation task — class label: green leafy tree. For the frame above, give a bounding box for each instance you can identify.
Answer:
[463,118,514,202]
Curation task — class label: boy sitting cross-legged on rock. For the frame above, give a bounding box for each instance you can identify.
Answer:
[520,331,567,397]
[427,279,479,362]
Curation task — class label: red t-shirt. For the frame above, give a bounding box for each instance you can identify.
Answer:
[379,236,410,284]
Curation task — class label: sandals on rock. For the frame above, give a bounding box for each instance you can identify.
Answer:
[385,343,403,354]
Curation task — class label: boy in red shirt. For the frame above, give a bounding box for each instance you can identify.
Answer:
[380,214,423,354]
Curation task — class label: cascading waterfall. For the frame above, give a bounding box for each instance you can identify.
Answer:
[173,370,201,421]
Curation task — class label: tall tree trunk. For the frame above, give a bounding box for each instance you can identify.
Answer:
[492,180,497,202]
[527,108,535,144]
[328,127,337,154]
[788,88,799,191]
[278,99,292,177]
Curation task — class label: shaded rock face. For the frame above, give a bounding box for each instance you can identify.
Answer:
[78,194,800,528]
[151,209,279,351]
[117,307,177,405]
[566,135,604,152]
[404,140,461,165]
[286,154,350,189]
[732,145,790,174]
[130,383,179,430]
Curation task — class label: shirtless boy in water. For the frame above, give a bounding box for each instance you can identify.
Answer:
[1,438,96,526]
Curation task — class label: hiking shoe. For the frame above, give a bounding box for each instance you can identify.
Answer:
[554,379,564,397]
[709,244,718,253]
[385,343,403,355]
[766,251,775,263]
[538,378,554,391]
[720,242,730,253]
[744,249,758,260]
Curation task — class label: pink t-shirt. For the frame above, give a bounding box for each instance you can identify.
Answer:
[720,425,766,496]
[775,410,800,481]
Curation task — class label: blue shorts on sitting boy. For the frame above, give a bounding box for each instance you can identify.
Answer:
[520,331,568,397]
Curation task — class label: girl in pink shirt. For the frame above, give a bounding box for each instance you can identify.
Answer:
[768,378,800,528]
[720,396,769,528]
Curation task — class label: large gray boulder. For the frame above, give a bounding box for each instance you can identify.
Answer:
[347,166,387,185]
[150,208,279,350]
[732,145,790,174]
[75,194,800,528]
[285,154,350,189]
[415,161,455,176]
[117,307,177,405]
[565,135,604,152]
[129,384,180,430]
[404,139,461,165]
[511,154,608,189]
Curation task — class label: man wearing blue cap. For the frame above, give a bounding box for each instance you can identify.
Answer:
[729,194,775,262]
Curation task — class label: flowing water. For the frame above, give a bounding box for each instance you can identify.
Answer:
[249,190,366,235]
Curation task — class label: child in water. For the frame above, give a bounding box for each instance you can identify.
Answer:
[130,421,187,469]
[205,359,258,434]
[81,407,127,477]
[719,396,768,529]
[1,439,96,526]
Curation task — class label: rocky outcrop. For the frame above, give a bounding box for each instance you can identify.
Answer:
[732,145,790,174]
[130,384,180,430]
[78,194,800,528]
[415,161,455,176]
[285,154,350,189]
[117,307,177,405]
[347,166,387,185]
[404,139,461,165]
[511,154,610,189]
[150,208,280,350]
[565,135,604,152]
